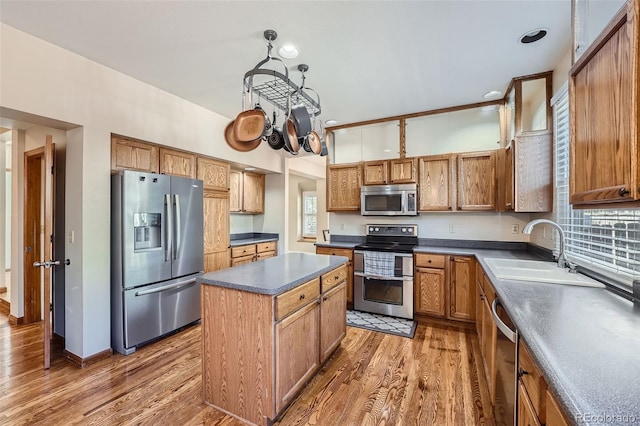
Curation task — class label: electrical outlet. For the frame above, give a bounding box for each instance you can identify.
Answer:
[511,224,519,234]
[449,224,455,233]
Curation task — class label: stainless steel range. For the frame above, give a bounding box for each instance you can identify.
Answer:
[354,224,417,320]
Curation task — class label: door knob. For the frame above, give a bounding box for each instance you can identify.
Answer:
[33,259,70,268]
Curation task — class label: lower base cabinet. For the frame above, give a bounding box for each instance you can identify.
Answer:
[202,265,347,426]
[231,241,278,266]
[315,247,354,306]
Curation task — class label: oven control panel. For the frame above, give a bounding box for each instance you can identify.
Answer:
[366,224,418,237]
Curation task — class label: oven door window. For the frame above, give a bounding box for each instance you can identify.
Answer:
[363,277,403,305]
[364,194,402,212]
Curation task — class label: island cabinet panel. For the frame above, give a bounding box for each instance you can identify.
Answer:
[457,151,496,211]
[327,163,362,211]
[111,136,159,173]
[570,5,639,206]
[275,301,320,413]
[201,286,275,423]
[159,147,196,178]
[275,278,320,321]
[315,247,354,305]
[197,156,230,192]
[418,154,456,211]
[320,281,346,363]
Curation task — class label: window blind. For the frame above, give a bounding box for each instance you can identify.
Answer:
[554,90,640,286]
[302,191,317,239]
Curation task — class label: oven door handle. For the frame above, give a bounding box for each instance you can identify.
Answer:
[354,272,412,281]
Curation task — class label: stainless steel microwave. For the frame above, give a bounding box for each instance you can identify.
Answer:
[361,183,418,216]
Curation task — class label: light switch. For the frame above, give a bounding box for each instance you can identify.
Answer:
[68,230,75,244]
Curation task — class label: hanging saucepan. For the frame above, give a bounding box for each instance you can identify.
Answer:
[267,111,285,150]
[225,120,261,152]
[300,88,322,154]
[283,119,300,154]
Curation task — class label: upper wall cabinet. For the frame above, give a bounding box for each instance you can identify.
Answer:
[159,148,196,179]
[327,163,362,211]
[504,72,553,144]
[363,158,417,185]
[457,151,496,211]
[418,154,456,211]
[230,170,265,214]
[331,121,399,164]
[111,135,159,173]
[570,0,640,206]
[197,156,230,192]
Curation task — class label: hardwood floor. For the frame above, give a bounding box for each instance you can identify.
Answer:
[0,313,494,425]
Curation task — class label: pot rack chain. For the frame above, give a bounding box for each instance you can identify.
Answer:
[242,30,321,117]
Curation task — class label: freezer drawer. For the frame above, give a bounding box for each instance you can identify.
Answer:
[122,276,200,350]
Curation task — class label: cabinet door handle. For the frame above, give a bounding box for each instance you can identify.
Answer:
[619,188,630,197]
[518,367,529,378]
[334,275,339,280]
[323,296,328,302]
[299,294,306,300]
[427,260,432,263]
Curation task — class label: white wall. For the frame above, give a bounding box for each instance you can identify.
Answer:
[0,23,287,358]
[230,215,253,234]
[288,174,317,253]
[257,173,287,255]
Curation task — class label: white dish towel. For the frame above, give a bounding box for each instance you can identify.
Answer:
[363,251,395,277]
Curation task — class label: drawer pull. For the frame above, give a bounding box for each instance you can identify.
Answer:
[619,187,630,197]
[428,260,432,263]
[299,294,306,300]
[334,275,339,280]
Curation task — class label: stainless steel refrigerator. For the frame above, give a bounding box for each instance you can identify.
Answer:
[111,170,204,355]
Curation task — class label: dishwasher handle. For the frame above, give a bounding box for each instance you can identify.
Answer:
[492,298,516,343]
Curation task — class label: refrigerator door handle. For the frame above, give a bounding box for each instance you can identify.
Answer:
[165,193,172,262]
[492,298,516,343]
[174,194,181,260]
[134,278,197,296]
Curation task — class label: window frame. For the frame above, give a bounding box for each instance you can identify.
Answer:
[301,190,317,240]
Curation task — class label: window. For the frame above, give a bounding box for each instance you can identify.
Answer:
[554,87,640,287]
[302,191,317,239]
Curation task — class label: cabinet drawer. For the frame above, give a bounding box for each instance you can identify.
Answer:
[321,265,347,292]
[316,247,354,261]
[231,245,256,258]
[256,251,276,260]
[415,253,446,269]
[519,342,546,421]
[231,255,254,266]
[257,241,276,253]
[275,278,320,321]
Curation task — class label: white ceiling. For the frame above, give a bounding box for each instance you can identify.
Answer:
[0,1,571,127]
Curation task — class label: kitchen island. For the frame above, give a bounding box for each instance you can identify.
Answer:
[198,252,349,426]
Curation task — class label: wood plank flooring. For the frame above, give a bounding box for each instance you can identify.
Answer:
[0,313,494,425]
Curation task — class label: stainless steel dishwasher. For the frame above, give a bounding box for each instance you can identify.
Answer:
[492,298,518,426]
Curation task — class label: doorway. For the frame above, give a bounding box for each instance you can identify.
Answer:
[23,146,44,323]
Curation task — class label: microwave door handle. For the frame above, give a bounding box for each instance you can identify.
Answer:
[174,194,181,260]
[164,194,172,262]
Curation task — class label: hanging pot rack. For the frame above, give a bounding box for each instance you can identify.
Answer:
[243,30,321,117]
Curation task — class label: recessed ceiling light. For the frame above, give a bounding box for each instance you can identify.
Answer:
[383,149,392,153]
[519,28,548,44]
[245,167,256,171]
[483,90,502,99]
[325,119,338,126]
[278,44,299,59]
[480,105,498,113]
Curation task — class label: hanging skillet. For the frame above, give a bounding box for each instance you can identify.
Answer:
[267,110,285,150]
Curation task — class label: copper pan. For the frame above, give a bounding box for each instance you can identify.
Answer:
[233,106,268,142]
[225,120,261,152]
[283,119,300,154]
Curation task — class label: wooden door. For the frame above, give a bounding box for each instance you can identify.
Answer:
[243,172,265,214]
[449,256,476,321]
[457,151,496,211]
[327,163,362,211]
[414,267,446,317]
[159,147,196,178]
[203,191,230,272]
[110,135,159,173]
[518,382,542,426]
[418,154,455,211]
[389,158,417,184]
[362,160,388,185]
[42,137,54,369]
[320,281,346,363]
[275,301,320,413]
[197,157,230,192]
[229,170,243,212]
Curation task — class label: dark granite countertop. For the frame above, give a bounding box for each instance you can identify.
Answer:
[198,252,348,296]
[230,232,278,247]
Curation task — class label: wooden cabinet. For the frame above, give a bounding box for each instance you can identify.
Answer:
[457,150,496,211]
[111,135,159,173]
[320,281,347,363]
[315,247,354,306]
[203,191,230,272]
[418,154,456,211]
[230,170,265,214]
[449,256,476,321]
[475,266,497,401]
[414,253,475,322]
[518,382,542,426]
[518,342,546,422]
[158,147,196,178]
[327,163,362,211]
[197,156,230,192]
[500,132,553,212]
[231,241,278,266]
[545,390,570,426]
[570,3,640,206]
[363,158,417,185]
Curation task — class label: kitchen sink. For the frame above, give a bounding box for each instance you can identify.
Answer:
[483,258,605,288]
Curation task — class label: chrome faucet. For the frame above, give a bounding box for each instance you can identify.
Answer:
[522,219,570,269]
